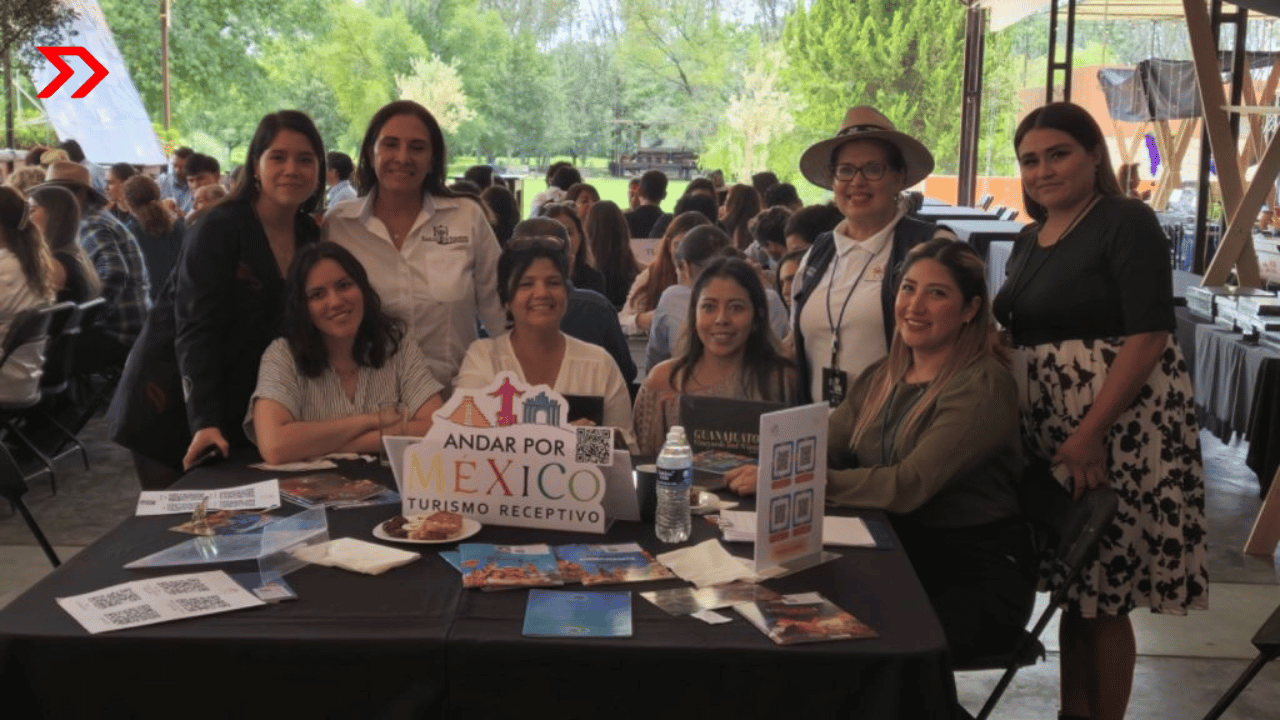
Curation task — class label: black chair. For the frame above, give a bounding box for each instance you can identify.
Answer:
[0,411,61,567]
[0,306,57,482]
[956,485,1120,720]
[28,301,91,483]
[1201,603,1280,719]
[70,297,121,431]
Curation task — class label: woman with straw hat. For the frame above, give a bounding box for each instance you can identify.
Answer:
[791,106,953,408]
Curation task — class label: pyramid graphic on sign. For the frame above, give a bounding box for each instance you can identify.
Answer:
[447,395,492,428]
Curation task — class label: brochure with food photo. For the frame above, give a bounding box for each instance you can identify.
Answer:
[553,543,675,586]
[735,592,877,645]
[459,543,564,590]
[279,473,386,508]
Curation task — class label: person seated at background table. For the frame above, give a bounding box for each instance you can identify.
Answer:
[541,203,606,296]
[246,243,442,464]
[481,184,520,250]
[633,257,795,456]
[649,177,718,238]
[727,238,1033,665]
[0,186,54,404]
[104,162,135,223]
[565,182,599,224]
[190,183,227,221]
[744,205,791,272]
[27,185,100,304]
[719,183,761,251]
[775,247,806,313]
[622,210,711,332]
[783,203,845,254]
[585,200,640,309]
[454,229,634,442]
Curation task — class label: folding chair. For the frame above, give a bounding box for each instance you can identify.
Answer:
[955,486,1119,720]
[1201,603,1280,719]
[0,306,56,483]
[29,302,91,480]
[69,297,121,431]
[0,420,61,567]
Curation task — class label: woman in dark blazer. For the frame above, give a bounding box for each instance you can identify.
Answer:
[109,110,326,487]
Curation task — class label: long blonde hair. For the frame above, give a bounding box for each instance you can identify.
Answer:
[849,238,1005,450]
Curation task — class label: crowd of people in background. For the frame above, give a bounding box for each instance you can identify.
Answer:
[0,98,1208,720]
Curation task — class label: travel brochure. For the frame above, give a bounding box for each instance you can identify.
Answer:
[278,473,397,509]
[448,542,674,588]
[679,395,784,478]
[734,592,878,645]
[522,589,633,638]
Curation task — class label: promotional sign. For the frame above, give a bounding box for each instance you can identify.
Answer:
[753,403,828,573]
[400,373,617,533]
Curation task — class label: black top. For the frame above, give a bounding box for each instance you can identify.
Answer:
[126,215,186,301]
[561,285,637,383]
[176,201,319,446]
[625,204,663,239]
[993,196,1174,346]
[52,251,95,304]
[572,263,608,297]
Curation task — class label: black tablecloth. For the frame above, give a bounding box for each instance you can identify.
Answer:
[1246,357,1280,496]
[916,206,1000,222]
[1176,306,1212,383]
[945,219,1026,257]
[1194,324,1280,444]
[0,456,958,720]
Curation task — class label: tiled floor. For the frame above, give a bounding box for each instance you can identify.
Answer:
[3,419,1278,718]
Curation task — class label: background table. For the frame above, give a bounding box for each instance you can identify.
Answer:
[1194,324,1280,443]
[0,456,959,720]
[916,206,1000,222]
[986,240,1013,296]
[945,219,1026,257]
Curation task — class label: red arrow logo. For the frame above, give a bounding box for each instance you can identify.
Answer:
[36,47,109,98]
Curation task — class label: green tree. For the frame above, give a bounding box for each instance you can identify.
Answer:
[1,0,75,147]
[397,54,476,135]
[783,0,968,173]
[702,48,797,183]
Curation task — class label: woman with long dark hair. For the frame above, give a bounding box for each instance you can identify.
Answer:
[0,186,54,403]
[993,102,1206,720]
[27,184,99,303]
[622,210,711,332]
[247,244,442,464]
[633,257,794,456]
[719,184,761,250]
[122,174,185,300]
[109,110,326,486]
[541,203,604,295]
[323,100,504,386]
[584,200,639,309]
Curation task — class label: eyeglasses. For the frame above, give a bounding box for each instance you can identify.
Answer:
[831,163,891,183]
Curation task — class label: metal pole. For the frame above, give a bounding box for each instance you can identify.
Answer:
[1063,0,1077,101]
[161,0,171,130]
[957,5,985,207]
[1045,0,1060,104]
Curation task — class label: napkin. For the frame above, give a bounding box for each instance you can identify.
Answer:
[691,492,738,516]
[719,511,876,547]
[655,539,757,588]
[292,538,420,575]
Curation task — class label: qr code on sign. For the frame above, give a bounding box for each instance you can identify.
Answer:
[88,588,142,610]
[156,578,211,595]
[174,595,232,613]
[575,427,614,465]
[105,604,161,626]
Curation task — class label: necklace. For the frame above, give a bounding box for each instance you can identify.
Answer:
[1005,195,1099,331]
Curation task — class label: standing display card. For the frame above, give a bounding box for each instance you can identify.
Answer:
[459,543,564,590]
[753,404,828,574]
[734,592,877,645]
[522,589,633,638]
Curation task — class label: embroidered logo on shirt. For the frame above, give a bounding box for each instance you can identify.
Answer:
[433,224,469,245]
[868,263,887,283]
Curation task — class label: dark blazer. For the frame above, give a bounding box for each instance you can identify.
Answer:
[108,200,318,474]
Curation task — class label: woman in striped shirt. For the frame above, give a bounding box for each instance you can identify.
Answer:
[246,243,443,464]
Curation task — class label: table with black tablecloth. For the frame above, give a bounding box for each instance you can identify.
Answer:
[945,219,1026,258]
[1194,323,1280,445]
[916,206,1000,222]
[1246,357,1280,496]
[0,456,958,720]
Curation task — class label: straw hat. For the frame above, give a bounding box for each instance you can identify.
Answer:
[41,160,106,206]
[798,106,935,190]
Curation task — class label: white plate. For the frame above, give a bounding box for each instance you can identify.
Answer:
[372,516,482,545]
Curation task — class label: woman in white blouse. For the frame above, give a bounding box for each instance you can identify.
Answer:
[247,244,443,464]
[323,100,505,386]
[455,219,634,440]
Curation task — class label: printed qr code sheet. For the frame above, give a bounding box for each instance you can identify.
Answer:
[56,571,264,634]
[134,480,281,516]
[575,427,614,466]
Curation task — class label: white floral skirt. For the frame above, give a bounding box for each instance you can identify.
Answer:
[1012,336,1209,617]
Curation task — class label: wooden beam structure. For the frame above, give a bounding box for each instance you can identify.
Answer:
[1245,467,1280,556]
[1184,0,1264,286]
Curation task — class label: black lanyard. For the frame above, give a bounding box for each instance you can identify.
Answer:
[825,248,878,368]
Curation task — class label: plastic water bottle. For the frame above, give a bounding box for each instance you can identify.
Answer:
[656,425,692,543]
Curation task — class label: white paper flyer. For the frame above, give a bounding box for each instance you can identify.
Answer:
[135,480,281,516]
[56,570,265,634]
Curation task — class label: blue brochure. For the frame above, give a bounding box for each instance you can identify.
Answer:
[522,589,633,638]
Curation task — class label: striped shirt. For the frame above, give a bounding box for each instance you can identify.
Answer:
[243,337,443,446]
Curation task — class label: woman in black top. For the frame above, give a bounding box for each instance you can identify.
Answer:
[584,200,639,309]
[992,102,1206,720]
[109,111,325,487]
[122,174,185,300]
